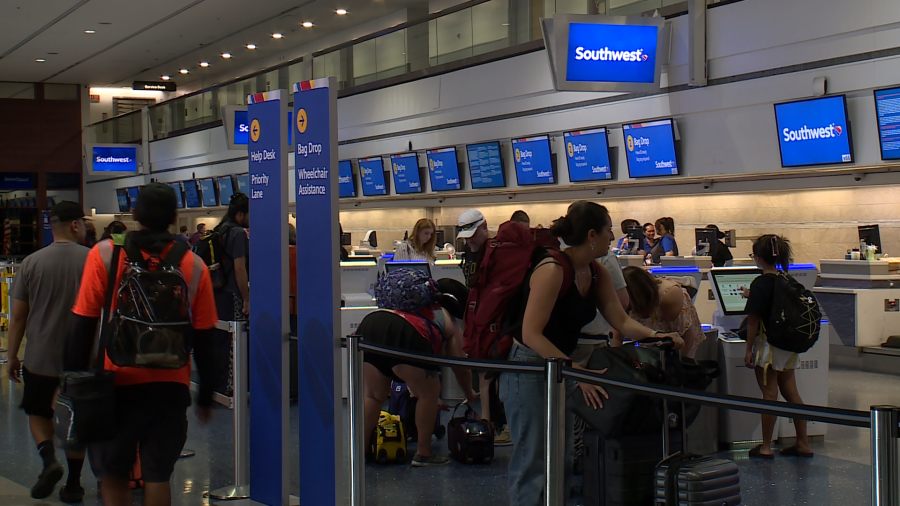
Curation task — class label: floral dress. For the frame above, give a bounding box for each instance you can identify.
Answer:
[630,279,706,359]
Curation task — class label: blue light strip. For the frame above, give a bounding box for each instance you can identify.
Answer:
[650,267,701,274]
[381,253,394,259]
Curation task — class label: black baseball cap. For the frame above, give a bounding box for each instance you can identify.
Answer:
[134,183,177,231]
[49,201,91,223]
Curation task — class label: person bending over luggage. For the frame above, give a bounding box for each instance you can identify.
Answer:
[742,235,813,459]
[359,278,478,467]
[500,201,682,506]
[614,267,706,358]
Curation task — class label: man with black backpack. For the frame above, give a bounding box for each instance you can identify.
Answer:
[65,183,220,506]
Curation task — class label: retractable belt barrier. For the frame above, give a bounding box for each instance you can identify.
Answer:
[345,335,900,506]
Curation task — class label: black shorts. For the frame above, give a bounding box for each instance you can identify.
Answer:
[21,367,58,419]
[358,311,440,381]
[88,398,188,483]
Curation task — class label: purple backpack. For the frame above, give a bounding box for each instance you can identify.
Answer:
[389,381,445,441]
[375,269,437,313]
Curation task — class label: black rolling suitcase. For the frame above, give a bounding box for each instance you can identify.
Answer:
[583,431,661,506]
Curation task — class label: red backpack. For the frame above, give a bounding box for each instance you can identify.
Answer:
[462,221,580,360]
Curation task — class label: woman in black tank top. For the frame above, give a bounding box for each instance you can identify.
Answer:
[499,202,684,506]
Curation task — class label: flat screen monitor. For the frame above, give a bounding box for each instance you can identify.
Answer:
[623,119,679,178]
[91,146,138,174]
[466,141,506,189]
[695,228,717,256]
[116,188,130,213]
[874,87,900,160]
[435,229,445,247]
[622,225,643,254]
[218,175,235,205]
[183,180,201,208]
[859,224,882,254]
[426,147,462,191]
[168,182,184,209]
[341,232,352,246]
[511,135,555,185]
[359,157,388,196]
[564,127,612,182]
[338,160,356,198]
[385,261,432,278]
[774,95,853,167]
[710,267,763,316]
[199,178,218,207]
[234,110,249,145]
[390,153,423,194]
[236,174,249,194]
[126,187,140,209]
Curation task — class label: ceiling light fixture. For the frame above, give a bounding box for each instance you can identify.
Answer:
[200,61,210,67]
[246,44,256,49]
[35,58,46,62]
[161,75,170,80]
[272,33,283,39]
[84,29,96,34]
[221,52,232,59]
[336,8,348,15]
[302,21,313,28]
[179,69,189,74]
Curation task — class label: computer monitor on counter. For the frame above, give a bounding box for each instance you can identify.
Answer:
[859,224,882,254]
[341,233,352,246]
[362,230,377,248]
[340,259,378,299]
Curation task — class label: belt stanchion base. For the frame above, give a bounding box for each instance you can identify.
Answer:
[871,405,900,506]
[209,321,251,501]
[347,335,366,506]
[544,358,566,506]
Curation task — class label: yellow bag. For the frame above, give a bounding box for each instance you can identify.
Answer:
[369,411,407,464]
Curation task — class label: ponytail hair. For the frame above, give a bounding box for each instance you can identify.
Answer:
[752,234,793,272]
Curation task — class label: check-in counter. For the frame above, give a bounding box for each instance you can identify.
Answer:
[340,261,377,307]
[432,259,466,285]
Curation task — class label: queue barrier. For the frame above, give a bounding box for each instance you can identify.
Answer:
[345,335,900,506]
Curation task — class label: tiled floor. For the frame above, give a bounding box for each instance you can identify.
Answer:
[0,356,896,505]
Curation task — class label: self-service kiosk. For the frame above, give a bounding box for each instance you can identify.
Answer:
[340,260,378,307]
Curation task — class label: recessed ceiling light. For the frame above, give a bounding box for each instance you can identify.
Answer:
[302,21,313,28]
[84,30,96,34]
[179,69,189,74]
[246,44,256,49]
[221,52,232,59]
[199,61,210,67]
[335,8,347,15]
[271,33,283,39]
[35,58,46,62]
[501,23,510,26]
[161,75,170,80]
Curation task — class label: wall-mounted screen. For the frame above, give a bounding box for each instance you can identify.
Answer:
[359,157,388,196]
[623,119,679,178]
[874,87,900,161]
[390,153,423,194]
[236,174,249,194]
[338,160,356,198]
[183,180,201,208]
[167,182,184,209]
[234,110,249,145]
[564,127,612,182]
[116,188,130,213]
[511,135,555,185]
[218,176,235,205]
[199,178,218,207]
[92,146,138,173]
[774,95,853,167]
[426,147,461,191]
[126,187,140,208]
[466,141,506,189]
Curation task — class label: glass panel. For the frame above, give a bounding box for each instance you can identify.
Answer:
[472,0,510,57]
[609,0,660,15]
[375,29,407,81]
[43,83,78,100]
[46,173,81,189]
[353,39,378,86]
[0,82,34,99]
[434,7,474,65]
[288,61,305,88]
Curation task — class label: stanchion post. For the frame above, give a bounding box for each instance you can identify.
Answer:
[871,405,900,506]
[545,358,566,506]
[347,335,366,506]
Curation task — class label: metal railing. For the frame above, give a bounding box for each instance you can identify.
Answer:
[345,335,898,506]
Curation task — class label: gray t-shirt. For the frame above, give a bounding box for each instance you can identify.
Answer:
[10,241,89,376]
[579,251,627,341]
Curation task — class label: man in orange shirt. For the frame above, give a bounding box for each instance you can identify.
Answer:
[65,183,219,506]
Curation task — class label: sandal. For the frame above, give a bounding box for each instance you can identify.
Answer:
[780,445,814,458]
[748,444,774,459]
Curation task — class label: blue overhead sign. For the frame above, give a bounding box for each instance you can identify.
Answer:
[91,146,138,173]
[183,181,201,208]
[511,136,555,185]
[0,173,35,189]
[564,128,612,182]
[359,157,388,196]
[566,23,658,84]
[338,160,356,198]
[623,119,679,178]
[426,147,462,191]
[467,142,506,189]
[874,87,900,160]
[390,153,422,194]
[199,178,218,206]
[774,95,853,167]
[234,110,250,145]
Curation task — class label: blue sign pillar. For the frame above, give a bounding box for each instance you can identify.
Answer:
[41,211,52,247]
[247,90,289,506]
[293,77,343,506]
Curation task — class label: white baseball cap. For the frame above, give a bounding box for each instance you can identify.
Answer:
[456,209,486,239]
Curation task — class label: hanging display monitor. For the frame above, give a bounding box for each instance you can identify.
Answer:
[426,147,462,191]
[199,178,218,207]
[390,153,423,194]
[623,119,679,178]
[90,145,139,174]
[116,188,130,213]
[466,141,506,189]
[338,160,356,198]
[774,95,853,167]
[874,87,900,160]
[564,127,612,182]
[126,187,140,209]
[168,182,184,209]
[183,180,202,208]
[234,110,250,145]
[359,156,388,196]
[511,135,555,185]
[236,174,249,194]
[218,175,235,205]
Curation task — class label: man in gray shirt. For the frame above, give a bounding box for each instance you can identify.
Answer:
[6,202,90,502]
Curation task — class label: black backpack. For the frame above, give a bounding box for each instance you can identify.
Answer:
[105,236,195,369]
[764,272,821,353]
[192,223,236,290]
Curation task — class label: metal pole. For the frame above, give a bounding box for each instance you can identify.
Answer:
[545,358,566,506]
[209,321,251,500]
[871,406,900,506]
[347,334,366,506]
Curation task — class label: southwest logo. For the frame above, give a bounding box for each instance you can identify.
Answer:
[782,123,843,142]
[574,47,647,63]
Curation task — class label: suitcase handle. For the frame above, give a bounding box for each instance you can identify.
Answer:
[636,337,675,350]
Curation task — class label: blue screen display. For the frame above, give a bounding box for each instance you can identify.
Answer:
[390,153,422,194]
[774,95,853,167]
[426,147,461,191]
[218,176,235,205]
[875,88,900,160]
[359,157,388,196]
[199,178,218,206]
[564,128,612,182]
[116,188,129,213]
[127,187,140,207]
[566,23,658,84]
[184,181,201,208]
[93,146,138,172]
[236,174,249,194]
[466,142,505,189]
[623,119,679,178]
[338,160,356,198]
[512,136,554,185]
[168,182,184,209]
[234,110,249,145]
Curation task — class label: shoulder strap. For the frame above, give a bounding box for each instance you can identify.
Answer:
[123,236,146,268]
[546,249,575,302]
[162,240,190,268]
[95,235,124,373]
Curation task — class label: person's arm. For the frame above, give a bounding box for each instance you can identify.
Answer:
[234,258,250,314]
[66,245,109,371]
[663,237,677,257]
[189,264,220,423]
[745,314,760,368]
[616,287,629,311]
[442,310,478,404]
[6,299,28,382]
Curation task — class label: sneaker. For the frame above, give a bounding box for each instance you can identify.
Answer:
[59,485,85,504]
[494,426,513,447]
[31,462,64,499]
[411,454,451,467]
